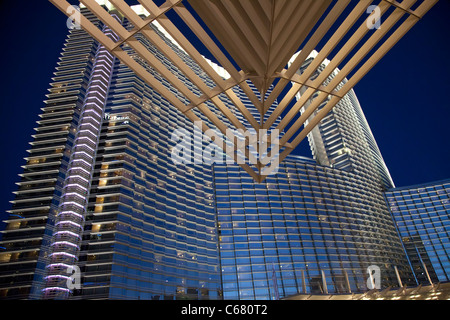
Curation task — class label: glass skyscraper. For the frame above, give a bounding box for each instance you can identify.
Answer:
[0,2,433,300]
[386,179,450,285]
[215,53,413,299]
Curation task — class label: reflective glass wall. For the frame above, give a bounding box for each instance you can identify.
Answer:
[79,13,228,300]
[215,156,414,300]
[386,179,450,284]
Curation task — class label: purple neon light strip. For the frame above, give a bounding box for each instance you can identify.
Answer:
[44,22,116,296]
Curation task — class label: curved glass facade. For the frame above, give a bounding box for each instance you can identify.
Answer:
[215,156,412,300]
[294,54,394,191]
[386,179,450,285]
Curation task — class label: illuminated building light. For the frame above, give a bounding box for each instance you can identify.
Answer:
[42,287,71,293]
[58,211,84,220]
[55,221,83,229]
[54,231,82,239]
[44,275,71,280]
[51,242,79,249]
[49,252,78,259]
[46,263,72,269]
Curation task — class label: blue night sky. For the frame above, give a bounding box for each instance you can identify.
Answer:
[0,0,449,223]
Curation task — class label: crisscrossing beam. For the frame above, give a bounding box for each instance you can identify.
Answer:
[49,0,437,182]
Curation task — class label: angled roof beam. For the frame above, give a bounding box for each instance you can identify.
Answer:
[51,0,261,178]
[382,0,422,18]
[259,0,323,99]
[174,2,263,113]
[215,0,269,66]
[236,0,270,42]
[275,0,437,166]
[87,0,250,138]
[277,0,416,147]
[50,0,437,183]
[136,2,261,130]
[110,0,182,50]
[268,0,329,76]
[262,0,352,115]
[264,0,372,130]
[195,1,267,75]
[108,0,248,132]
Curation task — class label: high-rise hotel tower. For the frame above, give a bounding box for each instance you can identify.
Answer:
[0,2,415,299]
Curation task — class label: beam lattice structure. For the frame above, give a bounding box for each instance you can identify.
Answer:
[49,0,437,182]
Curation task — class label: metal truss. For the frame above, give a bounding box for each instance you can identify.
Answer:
[49,0,437,182]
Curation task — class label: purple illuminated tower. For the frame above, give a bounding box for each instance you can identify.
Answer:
[42,17,119,298]
[0,6,123,299]
[0,3,224,300]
